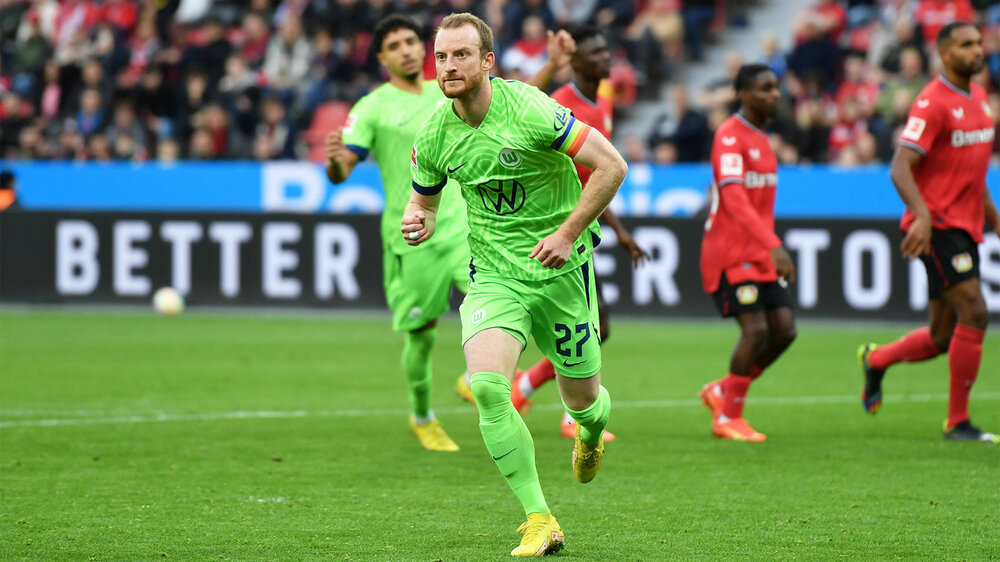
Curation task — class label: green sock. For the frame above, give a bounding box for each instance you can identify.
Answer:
[402,328,436,419]
[565,385,611,446]
[469,372,548,515]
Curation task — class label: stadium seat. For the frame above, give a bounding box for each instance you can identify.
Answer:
[304,100,351,162]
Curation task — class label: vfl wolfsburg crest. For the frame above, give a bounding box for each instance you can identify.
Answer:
[498,148,522,168]
[477,179,526,215]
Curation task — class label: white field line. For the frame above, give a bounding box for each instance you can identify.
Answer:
[2,392,999,429]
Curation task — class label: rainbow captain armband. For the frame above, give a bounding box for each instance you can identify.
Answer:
[551,117,591,158]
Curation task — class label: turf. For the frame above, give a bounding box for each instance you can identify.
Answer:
[1,310,997,560]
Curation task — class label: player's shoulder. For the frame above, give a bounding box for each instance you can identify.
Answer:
[713,116,744,144]
[550,83,573,104]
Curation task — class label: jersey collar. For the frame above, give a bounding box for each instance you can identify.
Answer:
[938,75,972,99]
[735,113,768,137]
[569,82,600,108]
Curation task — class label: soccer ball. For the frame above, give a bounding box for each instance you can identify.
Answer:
[152,287,185,317]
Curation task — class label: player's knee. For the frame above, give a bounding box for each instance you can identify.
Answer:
[469,376,511,410]
[956,300,988,331]
[773,322,797,350]
[741,321,769,348]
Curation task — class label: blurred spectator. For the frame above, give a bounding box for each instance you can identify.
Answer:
[104,99,148,156]
[501,15,549,82]
[624,135,649,163]
[651,140,678,164]
[828,96,868,162]
[262,14,312,102]
[793,0,846,44]
[549,0,597,28]
[875,47,925,124]
[648,86,709,162]
[626,0,683,79]
[787,16,839,90]
[835,54,879,119]
[682,0,716,62]
[236,11,271,69]
[38,60,61,121]
[156,137,180,163]
[134,65,177,137]
[253,95,295,159]
[759,32,787,81]
[100,0,139,40]
[872,17,925,74]
[913,0,973,47]
[75,87,104,137]
[194,102,246,159]
[86,131,112,160]
[180,17,231,85]
[118,19,160,89]
[176,70,211,143]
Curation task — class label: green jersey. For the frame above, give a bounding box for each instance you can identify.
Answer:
[342,80,468,254]
[411,78,599,280]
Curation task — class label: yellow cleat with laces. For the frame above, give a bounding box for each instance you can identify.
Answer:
[510,512,564,557]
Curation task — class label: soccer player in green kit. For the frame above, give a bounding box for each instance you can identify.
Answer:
[325,15,576,453]
[402,13,628,557]
[325,15,469,452]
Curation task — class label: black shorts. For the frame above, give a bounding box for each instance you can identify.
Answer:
[711,272,794,318]
[918,228,980,299]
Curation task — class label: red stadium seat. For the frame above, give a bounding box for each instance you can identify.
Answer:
[304,100,351,162]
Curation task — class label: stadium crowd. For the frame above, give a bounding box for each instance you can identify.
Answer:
[0,0,998,165]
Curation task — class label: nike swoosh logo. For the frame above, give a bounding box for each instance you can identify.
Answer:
[493,448,517,461]
[447,162,467,174]
[563,359,585,367]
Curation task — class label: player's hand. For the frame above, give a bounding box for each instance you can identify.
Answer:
[546,29,576,68]
[401,210,434,245]
[529,231,573,269]
[325,129,346,164]
[769,246,796,283]
[901,214,931,260]
[617,230,650,268]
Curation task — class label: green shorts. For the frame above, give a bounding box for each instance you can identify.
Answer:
[384,238,470,332]
[459,261,601,379]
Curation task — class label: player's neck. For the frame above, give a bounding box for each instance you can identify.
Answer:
[738,109,767,131]
[389,73,423,95]
[453,76,493,128]
[574,76,599,103]
[942,69,971,94]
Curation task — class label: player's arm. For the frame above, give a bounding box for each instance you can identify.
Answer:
[324,129,361,184]
[401,189,441,246]
[984,187,1000,238]
[530,129,628,268]
[717,185,795,281]
[599,207,649,267]
[403,142,446,246]
[889,145,931,260]
[526,30,575,92]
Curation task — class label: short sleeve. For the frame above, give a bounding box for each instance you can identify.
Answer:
[410,136,446,195]
[341,97,374,160]
[898,96,943,156]
[519,83,592,157]
[711,132,745,188]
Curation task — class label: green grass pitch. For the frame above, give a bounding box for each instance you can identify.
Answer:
[1,310,997,560]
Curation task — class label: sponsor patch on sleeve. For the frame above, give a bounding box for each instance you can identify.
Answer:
[411,146,418,170]
[343,114,357,135]
[720,153,743,177]
[901,116,926,142]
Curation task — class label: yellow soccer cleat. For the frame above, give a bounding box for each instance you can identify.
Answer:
[511,512,564,557]
[455,373,475,404]
[572,424,605,483]
[409,416,459,452]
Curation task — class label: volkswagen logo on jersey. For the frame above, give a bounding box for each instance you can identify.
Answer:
[498,148,522,168]
[477,179,526,215]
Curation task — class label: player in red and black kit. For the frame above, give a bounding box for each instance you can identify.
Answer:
[697,64,797,442]
[455,25,649,440]
[858,22,1000,443]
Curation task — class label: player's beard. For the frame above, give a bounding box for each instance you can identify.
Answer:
[405,71,421,81]
[440,70,483,99]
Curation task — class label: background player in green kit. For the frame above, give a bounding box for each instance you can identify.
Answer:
[402,13,628,557]
[324,15,470,452]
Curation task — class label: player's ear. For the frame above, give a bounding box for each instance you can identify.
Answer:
[482,52,495,72]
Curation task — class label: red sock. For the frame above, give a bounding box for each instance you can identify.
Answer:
[525,358,556,390]
[721,374,751,419]
[947,325,985,428]
[869,327,941,370]
[749,366,763,380]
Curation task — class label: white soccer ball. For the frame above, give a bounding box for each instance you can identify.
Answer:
[152,287,185,317]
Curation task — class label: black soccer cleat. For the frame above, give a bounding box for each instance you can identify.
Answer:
[857,343,885,415]
[943,420,998,443]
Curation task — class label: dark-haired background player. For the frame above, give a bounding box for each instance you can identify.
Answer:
[858,22,999,443]
[697,63,798,442]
